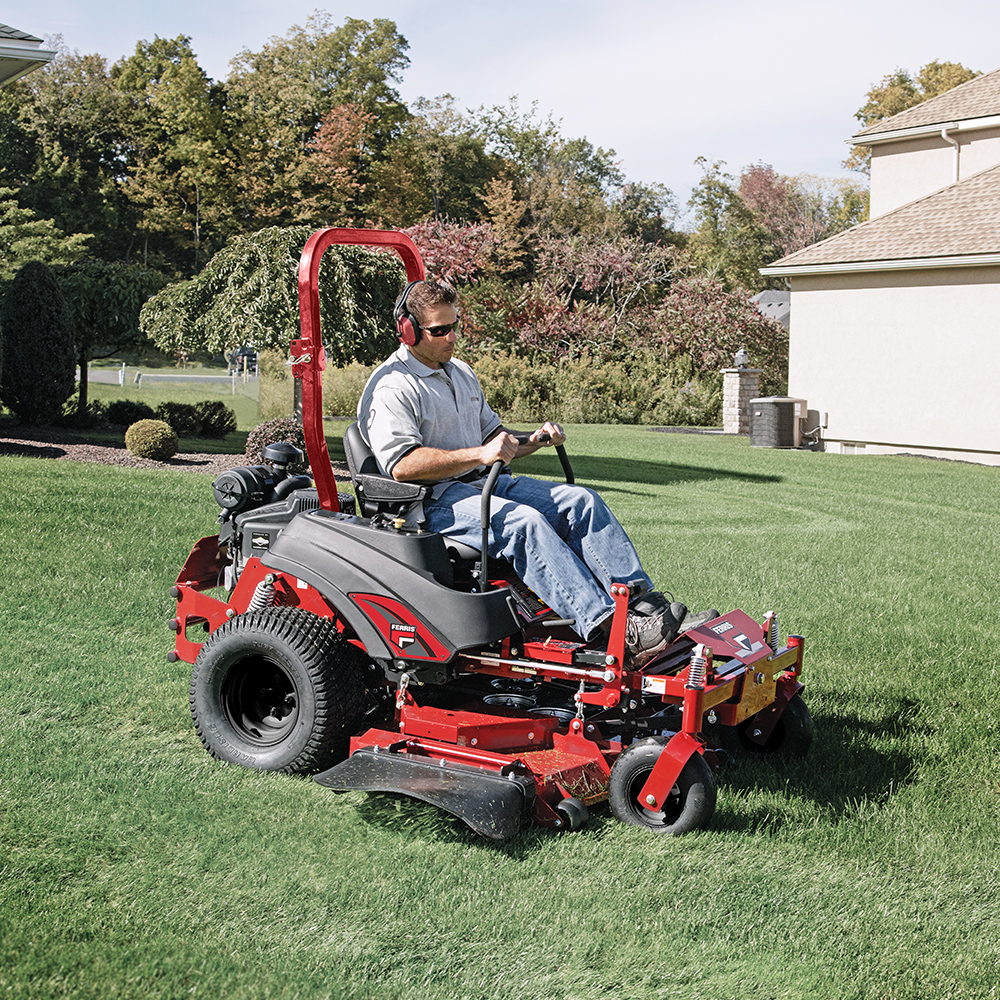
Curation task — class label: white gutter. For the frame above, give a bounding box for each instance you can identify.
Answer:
[847,113,1000,147]
[760,253,1000,277]
[941,127,960,183]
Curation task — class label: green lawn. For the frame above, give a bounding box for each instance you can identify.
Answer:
[86,377,262,435]
[2,428,999,999]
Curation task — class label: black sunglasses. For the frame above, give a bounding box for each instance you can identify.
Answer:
[421,316,461,337]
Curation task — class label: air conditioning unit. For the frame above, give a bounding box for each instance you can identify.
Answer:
[749,397,808,448]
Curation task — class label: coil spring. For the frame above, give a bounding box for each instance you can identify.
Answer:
[687,644,707,690]
[767,612,778,651]
[247,573,278,613]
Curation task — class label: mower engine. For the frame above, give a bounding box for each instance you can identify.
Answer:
[209,441,352,590]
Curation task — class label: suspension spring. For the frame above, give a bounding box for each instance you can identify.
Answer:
[766,611,779,651]
[686,644,707,691]
[247,573,278,612]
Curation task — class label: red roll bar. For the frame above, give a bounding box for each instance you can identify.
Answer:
[293,228,425,511]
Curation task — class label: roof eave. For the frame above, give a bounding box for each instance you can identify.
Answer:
[761,253,1000,277]
[0,43,56,87]
[849,113,1000,147]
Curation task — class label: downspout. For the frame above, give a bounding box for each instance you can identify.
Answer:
[942,127,960,183]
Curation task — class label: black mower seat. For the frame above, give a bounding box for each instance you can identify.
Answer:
[343,422,481,563]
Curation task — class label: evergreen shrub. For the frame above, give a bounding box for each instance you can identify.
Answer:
[0,261,76,424]
[125,419,178,460]
[155,402,200,436]
[106,399,156,426]
[194,400,237,438]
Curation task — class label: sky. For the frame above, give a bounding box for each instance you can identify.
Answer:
[12,0,1000,214]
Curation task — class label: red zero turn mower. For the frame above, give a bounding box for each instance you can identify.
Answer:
[169,228,811,839]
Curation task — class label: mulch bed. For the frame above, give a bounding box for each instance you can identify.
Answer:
[0,423,350,478]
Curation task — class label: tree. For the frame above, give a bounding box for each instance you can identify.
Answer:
[112,35,230,270]
[0,188,92,281]
[738,163,827,257]
[476,99,623,236]
[369,96,500,225]
[56,260,169,416]
[612,181,682,246]
[140,227,405,367]
[402,219,494,285]
[14,42,131,258]
[844,61,980,172]
[225,15,410,228]
[686,161,868,287]
[686,159,781,291]
[301,103,374,224]
[0,261,76,424]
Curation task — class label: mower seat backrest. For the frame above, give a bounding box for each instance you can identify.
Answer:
[343,421,430,518]
[343,422,481,563]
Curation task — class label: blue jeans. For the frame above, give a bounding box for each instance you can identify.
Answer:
[423,475,652,640]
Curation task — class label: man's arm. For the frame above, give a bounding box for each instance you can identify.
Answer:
[390,422,566,483]
[391,432,518,482]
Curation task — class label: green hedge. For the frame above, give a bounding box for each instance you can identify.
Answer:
[257,349,723,428]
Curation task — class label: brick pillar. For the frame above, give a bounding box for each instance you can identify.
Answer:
[722,368,762,435]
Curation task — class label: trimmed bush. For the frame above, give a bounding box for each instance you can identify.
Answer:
[106,399,156,426]
[244,417,308,474]
[155,402,201,437]
[125,419,178,460]
[194,400,237,438]
[0,261,76,425]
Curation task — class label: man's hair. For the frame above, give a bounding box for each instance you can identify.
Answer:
[400,280,458,326]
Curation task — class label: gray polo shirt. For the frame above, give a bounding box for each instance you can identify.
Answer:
[358,345,503,498]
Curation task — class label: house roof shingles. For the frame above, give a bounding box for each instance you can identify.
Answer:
[763,163,1000,272]
[0,24,44,43]
[855,68,1000,138]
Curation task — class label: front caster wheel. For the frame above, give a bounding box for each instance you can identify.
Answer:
[608,737,716,835]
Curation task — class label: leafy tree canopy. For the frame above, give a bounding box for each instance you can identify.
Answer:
[0,187,92,281]
[140,226,405,366]
[844,60,980,172]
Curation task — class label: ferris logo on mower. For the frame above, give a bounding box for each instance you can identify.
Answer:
[391,624,417,649]
[710,621,734,635]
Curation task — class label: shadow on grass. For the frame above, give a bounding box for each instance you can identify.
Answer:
[0,441,68,459]
[714,697,925,835]
[519,452,782,493]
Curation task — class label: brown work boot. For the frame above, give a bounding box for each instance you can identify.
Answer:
[680,609,720,633]
[625,601,686,666]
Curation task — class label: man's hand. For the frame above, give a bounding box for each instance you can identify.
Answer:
[530,422,566,447]
[480,431,518,466]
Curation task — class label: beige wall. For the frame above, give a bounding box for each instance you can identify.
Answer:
[869,126,1000,217]
[788,266,1000,464]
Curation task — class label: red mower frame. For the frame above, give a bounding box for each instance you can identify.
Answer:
[168,227,809,839]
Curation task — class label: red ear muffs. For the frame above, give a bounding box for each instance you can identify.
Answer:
[394,282,422,346]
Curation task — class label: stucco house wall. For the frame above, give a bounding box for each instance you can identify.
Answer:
[869,126,1000,217]
[787,266,1000,463]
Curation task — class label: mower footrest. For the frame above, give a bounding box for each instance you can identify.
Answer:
[314,748,535,840]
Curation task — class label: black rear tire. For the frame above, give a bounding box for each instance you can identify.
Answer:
[608,737,716,835]
[189,606,366,774]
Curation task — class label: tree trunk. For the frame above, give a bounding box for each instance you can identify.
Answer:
[77,349,89,418]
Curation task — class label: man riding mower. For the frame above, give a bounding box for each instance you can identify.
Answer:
[167,228,811,839]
